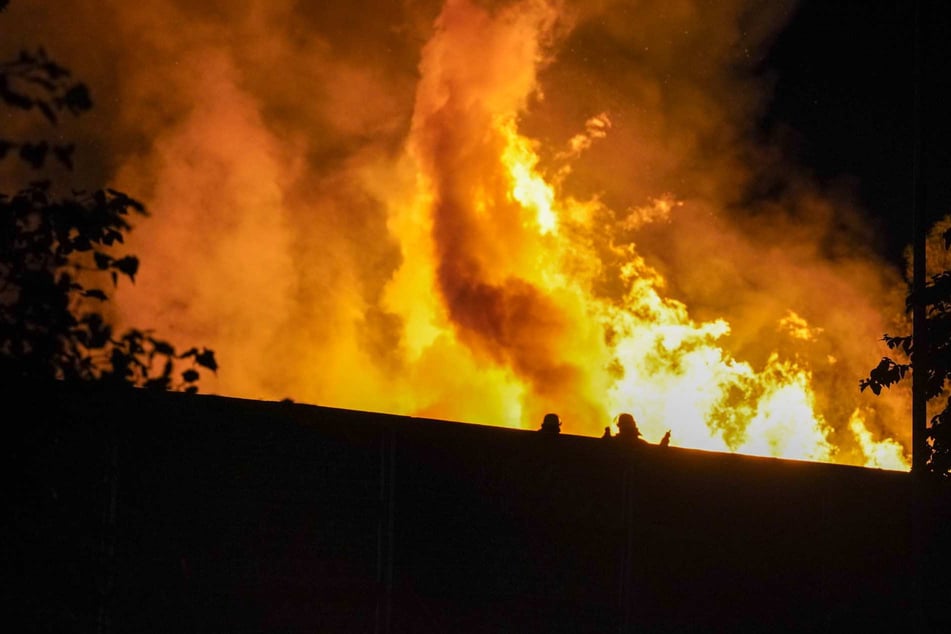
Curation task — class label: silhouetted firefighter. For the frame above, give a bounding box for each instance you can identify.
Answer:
[603,413,672,447]
[613,413,646,445]
[539,412,562,434]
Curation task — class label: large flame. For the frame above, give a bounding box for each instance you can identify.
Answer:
[2,0,913,469]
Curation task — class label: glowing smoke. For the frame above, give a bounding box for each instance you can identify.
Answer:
[0,0,913,468]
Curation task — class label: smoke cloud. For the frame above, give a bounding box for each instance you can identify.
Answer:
[0,0,913,466]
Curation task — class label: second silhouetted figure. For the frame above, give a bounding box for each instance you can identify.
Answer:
[614,413,646,445]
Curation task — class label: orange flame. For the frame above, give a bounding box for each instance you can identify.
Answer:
[389,0,909,467]
[8,0,910,469]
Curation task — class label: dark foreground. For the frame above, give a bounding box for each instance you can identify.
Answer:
[7,381,951,633]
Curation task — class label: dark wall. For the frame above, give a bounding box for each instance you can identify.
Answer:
[6,381,951,633]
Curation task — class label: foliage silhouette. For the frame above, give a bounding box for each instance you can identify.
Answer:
[861,225,951,477]
[0,40,216,392]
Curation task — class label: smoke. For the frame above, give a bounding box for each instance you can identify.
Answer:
[0,0,913,465]
[407,0,604,424]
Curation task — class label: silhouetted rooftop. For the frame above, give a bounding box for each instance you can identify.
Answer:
[7,379,951,633]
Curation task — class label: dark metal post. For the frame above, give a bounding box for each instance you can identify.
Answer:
[910,2,932,630]
[911,0,929,476]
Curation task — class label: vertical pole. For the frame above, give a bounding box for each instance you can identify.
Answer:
[911,0,929,476]
[910,1,931,630]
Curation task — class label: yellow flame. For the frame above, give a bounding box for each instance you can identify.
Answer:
[848,409,910,471]
[435,100,851,462]
[501,118,558,234]
[392,0,906,467]
[95,0,911,471]
[778,310,824,341]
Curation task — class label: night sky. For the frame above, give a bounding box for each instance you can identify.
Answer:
[761,0,951,266]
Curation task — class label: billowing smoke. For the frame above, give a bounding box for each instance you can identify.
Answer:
[408,0,604,424]
[0,0,913,467]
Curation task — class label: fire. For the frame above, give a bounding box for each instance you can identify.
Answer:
[392,0,909,468]
[501,119,559,234]
[11,0,911,470]
[848,409,909,471]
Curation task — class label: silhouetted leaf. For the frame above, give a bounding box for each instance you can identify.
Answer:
[93,252,112,270]
[182,369,199,383]
[0,84,32,109]
[82,289,107,301]
[37,100,56,124]
[19,141,48,168]
[195,349,217,372]
[862,357,909,397]
[81,313,112,349]
[102,229,123,245]
[60,83,91,114]
[72,235,91,251]
[151,339,175,357]
[883,334,913,355]
[112,256,138,282]
[41,60,69,81]
[106,189,146,213]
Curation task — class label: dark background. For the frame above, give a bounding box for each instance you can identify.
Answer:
[761,0,951,266]
[10,380,950,633]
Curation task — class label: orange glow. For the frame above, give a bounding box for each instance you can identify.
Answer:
[502,119,559,234]
[6,0,912,470]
